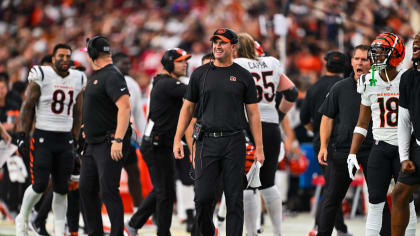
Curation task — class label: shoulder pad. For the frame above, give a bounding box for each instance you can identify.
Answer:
[356,74,367,94]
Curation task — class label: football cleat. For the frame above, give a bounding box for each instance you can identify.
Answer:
[15,214,29,236]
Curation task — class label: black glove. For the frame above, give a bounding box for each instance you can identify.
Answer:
[16,132,28,157]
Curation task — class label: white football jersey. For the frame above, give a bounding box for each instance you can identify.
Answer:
[234,56,284,124]
[359,69,407,146]
[28,66,86,132]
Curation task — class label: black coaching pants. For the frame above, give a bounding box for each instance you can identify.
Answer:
[313,145,347,234]
[193,132,246,236]
[129,140,176,236]
[317,149,391,236]
[79,142,128,236]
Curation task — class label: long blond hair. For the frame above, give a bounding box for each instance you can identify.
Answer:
[236,33,258,60]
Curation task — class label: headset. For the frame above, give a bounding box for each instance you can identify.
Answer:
[86,36,108,60]
[161,50,175,72]
[229,32,238,44]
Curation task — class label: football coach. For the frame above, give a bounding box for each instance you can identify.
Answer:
[80,35,131,236]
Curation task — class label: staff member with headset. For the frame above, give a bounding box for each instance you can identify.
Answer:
[79,36,131,236]
[173,28,264,236]
[125,48,191,236]
[301,51,351,236]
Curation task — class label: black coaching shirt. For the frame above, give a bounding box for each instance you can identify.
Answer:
[300,75,342,149]
[184,62,258,132]
[83,64,130,144]
[318,75,373,153]
[399,67,420,141]
[149,74,187,139]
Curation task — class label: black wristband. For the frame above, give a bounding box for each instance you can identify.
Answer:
[113,138,123,143]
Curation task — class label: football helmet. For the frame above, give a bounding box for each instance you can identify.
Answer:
[244,141,256,174]
[369,32,405,71]
[254,41,264,56]
[288,154,309,176]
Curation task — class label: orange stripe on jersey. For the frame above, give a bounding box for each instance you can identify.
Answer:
[29,138,35,185]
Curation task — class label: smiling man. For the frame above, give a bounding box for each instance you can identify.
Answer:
[173,28,264,236]
[15,44,86,236]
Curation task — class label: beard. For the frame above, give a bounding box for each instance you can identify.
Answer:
[55,60,70,73]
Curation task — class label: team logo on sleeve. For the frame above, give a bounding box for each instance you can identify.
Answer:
[230,76,237,82]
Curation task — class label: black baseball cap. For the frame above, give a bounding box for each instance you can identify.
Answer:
[324,51,347,73]
[324,51,347,65]
[210,28,238,44]
[170,48,192,62]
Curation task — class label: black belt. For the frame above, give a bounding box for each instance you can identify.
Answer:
[203,130,241,138]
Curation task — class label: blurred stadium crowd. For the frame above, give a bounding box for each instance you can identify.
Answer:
[1,0,419,89]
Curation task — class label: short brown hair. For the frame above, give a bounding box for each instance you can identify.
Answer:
[236,33,258,60]
[353,45,370,57]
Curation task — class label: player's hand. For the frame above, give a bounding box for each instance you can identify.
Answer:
[401,160,416,174]
[317,147,328,166]
[110,142,123,161]
[173,139,184,159]
[0,129,11,144]
[347,154,360,180]
[255,146,265,165]
[16,132,28,156]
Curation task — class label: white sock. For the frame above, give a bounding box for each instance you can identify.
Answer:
[405,201,417,236]
[244,190,259,236]
[175,181,186,221]
[255,190,262,232]
[176,181,194,221]
[218,193,227,219]
[52,192,67,236]
[275,170,288,203]
[261,186,282,235]
[181,184,194,210]
[216,193,226,231]
[366,202,385,236]
[19,186,42,220]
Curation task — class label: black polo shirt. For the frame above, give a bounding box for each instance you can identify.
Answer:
[300,75,342,149]
[184,62,258,132]
[318,75,373,153]
[83,64,130,144]
[149,74,186,139]
[399,67,420,141]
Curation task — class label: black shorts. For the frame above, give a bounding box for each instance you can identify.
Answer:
[367,141,400,204]
[259,122,281,189]
[398,141,420,186]
[30,129,74,194]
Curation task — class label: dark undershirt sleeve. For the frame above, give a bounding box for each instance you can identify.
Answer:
[399,71,410,109]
